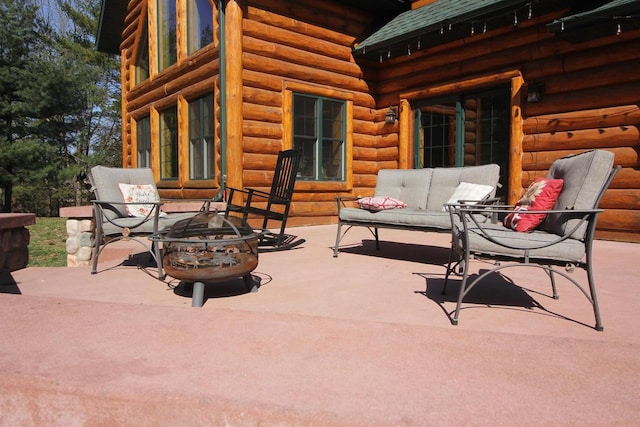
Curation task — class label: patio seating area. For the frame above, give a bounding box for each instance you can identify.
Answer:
[1,224,639,425]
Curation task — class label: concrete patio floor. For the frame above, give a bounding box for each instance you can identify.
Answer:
[1,224,639,426]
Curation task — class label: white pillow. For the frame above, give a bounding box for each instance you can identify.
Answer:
[118,183,161,217]
[357,196,407,212]
[442,182,494,211]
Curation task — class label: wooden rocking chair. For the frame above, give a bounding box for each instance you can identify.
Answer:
[224,149,304,251]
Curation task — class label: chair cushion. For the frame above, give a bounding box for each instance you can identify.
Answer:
[539,150,614,239]
[357,196,407,211]
[340,207,453,229]
[504,178,564,232]
[458,222,586,263]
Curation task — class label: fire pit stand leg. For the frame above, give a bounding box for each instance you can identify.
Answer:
[192,281,205,307]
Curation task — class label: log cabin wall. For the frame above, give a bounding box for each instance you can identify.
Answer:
[366,8,640,242]
[238,0,390,224]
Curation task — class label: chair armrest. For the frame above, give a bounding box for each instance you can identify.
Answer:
[91,200,163,229]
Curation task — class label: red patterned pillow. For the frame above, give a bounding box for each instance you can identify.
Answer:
[504,178,564,232]
[357,196,407,212]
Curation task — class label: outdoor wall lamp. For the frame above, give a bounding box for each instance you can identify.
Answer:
[527,81,544,103]
[385,106,398,124]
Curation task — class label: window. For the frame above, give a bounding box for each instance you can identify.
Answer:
[414,87,510,198]
[158,0,177,70]
[135,23,149,83]
[293,94,345,181]
[188,93,214,180]
[159,106,178,179]
[187,0,213,54]
[136,116,151,167]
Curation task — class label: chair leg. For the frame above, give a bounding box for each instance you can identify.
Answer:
[91,225,103,274]
[333,221,343,257]
[546,267,559,299]
[585,253,604,331]
[374,228,380,250]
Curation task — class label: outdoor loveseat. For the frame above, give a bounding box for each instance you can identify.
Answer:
[333,164,501,257]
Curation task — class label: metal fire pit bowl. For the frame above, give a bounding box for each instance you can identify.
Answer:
[150,212,264,306]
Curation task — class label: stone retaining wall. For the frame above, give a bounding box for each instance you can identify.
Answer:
[0,213,36,272]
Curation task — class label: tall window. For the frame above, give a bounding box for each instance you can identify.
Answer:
[136,116,151,167]
[158,0,177,70]
[188,93,214,180]
[293,94,345,181]
[188,0,213,54]
[159,106,178,179]
[135,23,149,83]
[414,87,510,197]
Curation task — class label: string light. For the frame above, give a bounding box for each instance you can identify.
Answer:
[362,3,632,60]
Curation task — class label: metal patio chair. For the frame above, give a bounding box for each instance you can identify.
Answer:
[443,149,620,330]
[89,166,195,278]
[224,149,305,251]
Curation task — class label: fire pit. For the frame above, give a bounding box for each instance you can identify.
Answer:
[150,212,264,307]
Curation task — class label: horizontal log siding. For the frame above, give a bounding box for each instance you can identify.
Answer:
[242,1,382,220]
[371,8,640,241]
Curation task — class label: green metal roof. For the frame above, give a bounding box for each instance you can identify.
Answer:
[354,0,528,56]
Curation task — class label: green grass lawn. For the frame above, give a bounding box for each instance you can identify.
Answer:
[27,217,68,267]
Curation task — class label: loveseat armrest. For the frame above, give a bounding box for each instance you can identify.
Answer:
[335,195,360,213]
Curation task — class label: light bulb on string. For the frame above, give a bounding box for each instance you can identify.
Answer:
[617,22,622,35]
[408,44,411,56]
[513,11,518,27]
[471,23,475,36]
[528,3,532,20]
[483,22,487,34]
